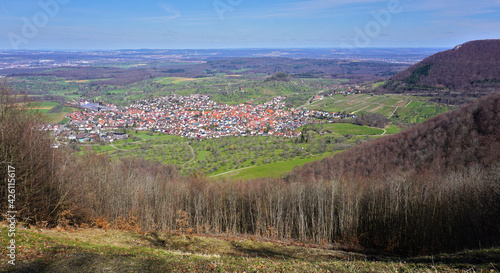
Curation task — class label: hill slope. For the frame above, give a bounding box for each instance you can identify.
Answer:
[289,93,500,181]
[2,225,499,273]
[382,40,500,102]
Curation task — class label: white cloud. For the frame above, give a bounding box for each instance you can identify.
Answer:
[134,3,181,22]
[158,3,181,20]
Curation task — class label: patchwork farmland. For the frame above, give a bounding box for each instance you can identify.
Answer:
[29,101,79,124]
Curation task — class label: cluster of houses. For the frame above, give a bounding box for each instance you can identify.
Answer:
[67,132,128,143]
[42,123,129,143]
[58,94,354,141]
[330,84,362,95]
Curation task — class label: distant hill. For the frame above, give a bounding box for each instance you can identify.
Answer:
[288,93,500,181]
[382,40,500,103]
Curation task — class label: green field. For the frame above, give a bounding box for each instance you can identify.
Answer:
[384,124,401,134]
[394,99,452,123]
[213,153,336,180]
[28,101,79,124]
[154,77,197,84]
[302,123,386,136]
[2,225,497,273]
[307,94,404,115]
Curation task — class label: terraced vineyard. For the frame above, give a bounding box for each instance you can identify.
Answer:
[306,94,453,123]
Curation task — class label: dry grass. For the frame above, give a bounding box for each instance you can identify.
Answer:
[1,224,498,272]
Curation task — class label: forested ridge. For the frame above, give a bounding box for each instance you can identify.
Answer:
[383,40,500,102]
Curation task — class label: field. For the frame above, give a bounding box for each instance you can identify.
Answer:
[302,123,386,136]
[28,101,79,124]
[307,94,453,123]
[89,123,390,179]
[212,153,336,180]
[1,225,497,272]
[154,77,197,84]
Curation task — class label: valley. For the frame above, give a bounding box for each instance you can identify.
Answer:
[3,50,453,179]
[2,52,453,180]
[1,43,499,272]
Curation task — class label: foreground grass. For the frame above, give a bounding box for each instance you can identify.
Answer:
[0,225,498,272]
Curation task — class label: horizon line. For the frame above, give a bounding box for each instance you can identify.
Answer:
[0,46,451,52]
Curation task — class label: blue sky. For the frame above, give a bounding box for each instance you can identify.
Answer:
[1,0,499,49]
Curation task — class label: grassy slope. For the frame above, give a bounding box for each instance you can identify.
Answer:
[1,226,498,272]
[214,153,336,180]
[303,123,385,136]
[213,124,391,180]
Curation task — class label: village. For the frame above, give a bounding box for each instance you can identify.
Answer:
[51,94,355,143]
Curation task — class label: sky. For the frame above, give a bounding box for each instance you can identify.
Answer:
[0,0,499,50]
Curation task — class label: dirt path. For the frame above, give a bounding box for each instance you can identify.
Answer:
[182,143,195,166]
[388,107,399,118]
[110,143,126,151]
[209,166,256,178]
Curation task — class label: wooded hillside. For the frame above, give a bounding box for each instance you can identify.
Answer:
[382,40,500,102]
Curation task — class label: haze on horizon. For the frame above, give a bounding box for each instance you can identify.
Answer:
[1,0,499,50]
